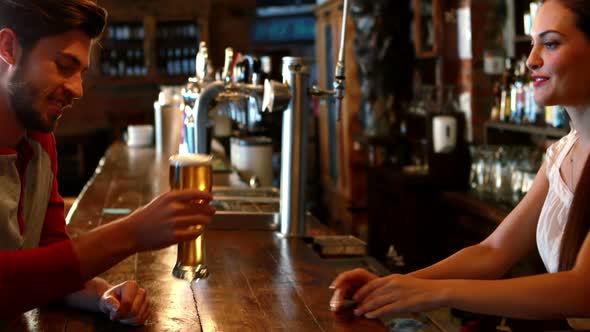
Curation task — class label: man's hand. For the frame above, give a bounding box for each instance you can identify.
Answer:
[71,189,215,282]
[125,189,215,252]
[99,281,150,326]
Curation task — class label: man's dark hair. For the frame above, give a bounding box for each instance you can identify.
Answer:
[0,0,107,51]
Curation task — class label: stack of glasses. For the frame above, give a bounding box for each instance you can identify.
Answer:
[469,145,544,205]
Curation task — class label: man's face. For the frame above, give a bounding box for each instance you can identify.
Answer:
[8,30,91,132]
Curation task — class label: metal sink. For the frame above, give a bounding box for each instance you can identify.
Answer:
[209,187,280,230]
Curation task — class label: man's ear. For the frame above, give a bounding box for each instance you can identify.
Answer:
[0,28,20,66]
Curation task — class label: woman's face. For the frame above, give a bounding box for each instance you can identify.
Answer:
[527,0,590,107]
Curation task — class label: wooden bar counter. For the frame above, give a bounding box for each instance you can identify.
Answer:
[8,142,390,331]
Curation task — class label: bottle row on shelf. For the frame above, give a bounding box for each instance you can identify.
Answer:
[105,23,198,42]
[100,48,147,77]
[490,56,568,129]
[106,24,145,41]
[100,21,200,78]
[157,47,198,76]
[100,46,202,78]
[156,23,199,40]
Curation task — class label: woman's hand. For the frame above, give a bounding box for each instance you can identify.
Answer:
[124,189,215,252]
[352,274,447,319]
[329,268,378,312]
[99,281,150,326]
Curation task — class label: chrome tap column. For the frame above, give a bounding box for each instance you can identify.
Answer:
[280,57,310,237]
[262,0,350,237]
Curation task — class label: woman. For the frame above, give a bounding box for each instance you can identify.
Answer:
[330,0,590,329]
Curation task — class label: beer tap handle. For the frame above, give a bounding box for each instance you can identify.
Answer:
[262,79,291,113]
[333,0,349,121]
[195,41,209,82]
[222,47,234,83]
[310,86,336,98]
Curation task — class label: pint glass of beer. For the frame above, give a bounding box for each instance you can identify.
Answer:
[169,153,213,280]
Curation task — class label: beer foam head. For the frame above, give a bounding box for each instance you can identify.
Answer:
[169,154,213,167]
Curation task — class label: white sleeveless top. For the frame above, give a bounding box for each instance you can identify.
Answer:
[536,129,590,329]
[537,129,577,273]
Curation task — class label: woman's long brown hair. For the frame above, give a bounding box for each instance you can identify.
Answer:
[539,0,590,271]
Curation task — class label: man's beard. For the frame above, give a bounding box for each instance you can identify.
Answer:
[7,67,59,133]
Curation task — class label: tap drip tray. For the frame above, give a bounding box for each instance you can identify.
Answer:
[212,187,279,200]
[209,187,280,231]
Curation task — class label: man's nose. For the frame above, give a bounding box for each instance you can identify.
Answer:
[64,75,84,100]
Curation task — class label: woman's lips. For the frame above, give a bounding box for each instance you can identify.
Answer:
[532,76,550,88]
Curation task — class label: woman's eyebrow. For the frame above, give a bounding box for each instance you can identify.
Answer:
[537,30,564,38]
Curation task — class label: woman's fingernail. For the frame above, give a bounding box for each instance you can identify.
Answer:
[354,309,361,316]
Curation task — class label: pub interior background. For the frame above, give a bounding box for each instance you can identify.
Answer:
[57,0,556,290]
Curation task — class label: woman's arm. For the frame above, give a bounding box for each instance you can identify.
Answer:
[353,267,590,320]
[332,163,550,313]
[441,269,590,319]
[356,231,590,320]
[409,163,549,280]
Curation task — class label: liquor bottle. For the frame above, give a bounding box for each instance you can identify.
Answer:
[490,81,502,122]
[510,57,527,124]
[499,58,514,122]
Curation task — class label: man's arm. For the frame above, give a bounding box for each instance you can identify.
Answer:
[0,241,85,318]
[0,189,213,318]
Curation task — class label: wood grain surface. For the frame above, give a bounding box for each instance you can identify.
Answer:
[5,142,388,332]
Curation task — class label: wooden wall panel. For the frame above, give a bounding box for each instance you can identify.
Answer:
[314,0,364,237]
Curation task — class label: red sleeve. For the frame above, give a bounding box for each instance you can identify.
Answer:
[0,133,85,318]
[0,241,85,318]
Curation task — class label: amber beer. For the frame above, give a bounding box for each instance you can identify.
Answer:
[169,153,213,280]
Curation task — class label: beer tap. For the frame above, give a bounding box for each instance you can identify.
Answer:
[261,0,350,237]
[185,44,264,155]
[332,0,349,121]
[195,41,209,83]
[221,47,234,84]
[180,41,212,154]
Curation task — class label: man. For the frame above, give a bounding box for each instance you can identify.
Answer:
[0,0,215,325]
